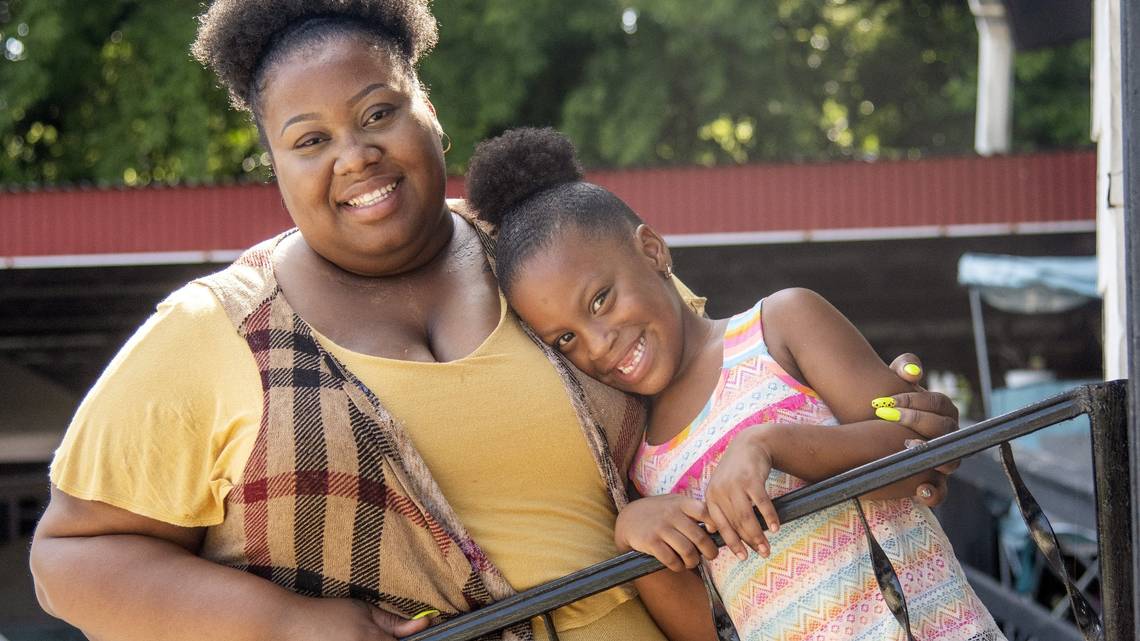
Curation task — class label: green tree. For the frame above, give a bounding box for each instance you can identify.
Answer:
[0,0,261,186]
[0,0,1092,185]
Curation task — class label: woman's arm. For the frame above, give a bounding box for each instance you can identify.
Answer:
[31,487,430,641]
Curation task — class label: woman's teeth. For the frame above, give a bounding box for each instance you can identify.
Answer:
[346,180,398,207]
[617,336,646,375]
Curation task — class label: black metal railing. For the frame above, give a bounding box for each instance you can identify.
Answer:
[407,381,1131,641]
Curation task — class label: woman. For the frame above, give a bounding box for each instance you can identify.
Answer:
[28,2,958,640]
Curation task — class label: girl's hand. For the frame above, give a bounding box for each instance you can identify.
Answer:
[704,428,781,561]
[615,495,718,572]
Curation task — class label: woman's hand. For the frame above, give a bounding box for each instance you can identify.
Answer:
[703,427,781,561]
[284,597,433,641]
[615,495,718,572]
[884,353,961,506]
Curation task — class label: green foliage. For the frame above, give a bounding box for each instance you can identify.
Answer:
[0,0,1092,185]
[0,0,263,186]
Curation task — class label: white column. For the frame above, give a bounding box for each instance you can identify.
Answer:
[1093,0,1128,378]
[970,0,1014,156]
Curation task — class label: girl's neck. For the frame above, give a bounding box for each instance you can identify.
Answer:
[644,305,729,443]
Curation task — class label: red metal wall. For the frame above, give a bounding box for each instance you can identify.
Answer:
[0,150,1094,259]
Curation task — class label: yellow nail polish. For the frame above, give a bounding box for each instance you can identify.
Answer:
[876,407,902,422]
[871,397,897,409]
[903,363,922,377]
[413,609,441,620]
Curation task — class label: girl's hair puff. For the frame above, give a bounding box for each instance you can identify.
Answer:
[466,127,644,293]
[191,0,438,116]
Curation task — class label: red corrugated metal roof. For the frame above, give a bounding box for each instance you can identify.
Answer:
[0,150,1094,262]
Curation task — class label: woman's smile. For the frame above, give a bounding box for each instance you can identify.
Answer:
[338,176,403,222]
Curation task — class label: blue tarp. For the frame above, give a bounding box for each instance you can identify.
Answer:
[957,253,1099,314]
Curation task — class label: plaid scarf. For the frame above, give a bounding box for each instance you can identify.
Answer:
[195,206,644,640]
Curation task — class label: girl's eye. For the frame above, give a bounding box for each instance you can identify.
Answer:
[555,332,575,350]
[590,290,609,314]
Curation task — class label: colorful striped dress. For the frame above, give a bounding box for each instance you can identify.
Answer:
[631,300,1003,641]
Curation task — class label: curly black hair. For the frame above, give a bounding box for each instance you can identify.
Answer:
[191,0,438,117]
[466,127,643,293]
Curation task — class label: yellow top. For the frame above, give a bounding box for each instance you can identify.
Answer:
[50,282,657,634]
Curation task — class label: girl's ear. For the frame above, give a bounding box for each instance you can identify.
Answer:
[634,224,671,272]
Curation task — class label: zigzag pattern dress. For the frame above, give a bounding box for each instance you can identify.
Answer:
[631,300,1003,641]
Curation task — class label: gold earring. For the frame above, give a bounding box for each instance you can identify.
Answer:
[440,131,452,154]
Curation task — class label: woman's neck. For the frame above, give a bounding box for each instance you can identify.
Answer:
[297,208,458,285]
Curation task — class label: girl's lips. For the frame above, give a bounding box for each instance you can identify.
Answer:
[610,334,650,387]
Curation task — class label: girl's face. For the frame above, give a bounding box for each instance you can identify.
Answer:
[509,224,688,396]
[259,35,450,276]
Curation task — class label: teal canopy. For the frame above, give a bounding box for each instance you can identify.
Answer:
[956,253,1099,314]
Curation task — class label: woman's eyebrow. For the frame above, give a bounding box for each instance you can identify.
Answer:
[279,112,319,137]
[347,82,388,106]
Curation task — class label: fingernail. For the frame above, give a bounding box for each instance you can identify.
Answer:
[770,522,779,534]
[876,407,901,422]
[736,550,748,560]
[918,486,933,499]
[904,439,923,449]
[413,609,441,620]
[904,363,922,377]
[759,545,770,557]
[871,397,897,409]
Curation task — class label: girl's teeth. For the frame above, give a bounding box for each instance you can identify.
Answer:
[617,337,646,375]
[347,180,398,207]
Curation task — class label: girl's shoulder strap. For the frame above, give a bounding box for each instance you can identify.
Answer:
[722,298,769,367]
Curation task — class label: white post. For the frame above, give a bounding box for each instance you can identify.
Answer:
[1094,0,1128,380]
[970,0,1014,156]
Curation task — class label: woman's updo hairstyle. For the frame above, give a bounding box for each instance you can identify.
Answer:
[191,0,438,119]
[467,127,644,293]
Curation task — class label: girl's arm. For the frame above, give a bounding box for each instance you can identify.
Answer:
[613,495,719,641]
[705,288,958,558]
[31,487,430,641]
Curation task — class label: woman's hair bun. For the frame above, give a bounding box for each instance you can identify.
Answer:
[192,0,438,113]
[466,127,584,228]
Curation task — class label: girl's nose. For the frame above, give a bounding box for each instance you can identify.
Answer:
[584,325,617,363]
[333,134,382,175]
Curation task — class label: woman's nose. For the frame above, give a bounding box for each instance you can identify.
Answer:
[333,134,382,175]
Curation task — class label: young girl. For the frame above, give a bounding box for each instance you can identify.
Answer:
[466,128,1003,641]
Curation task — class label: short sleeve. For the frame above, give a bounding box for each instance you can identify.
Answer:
[50,283,263,527]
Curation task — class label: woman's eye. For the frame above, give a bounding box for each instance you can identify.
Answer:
[590,290,609,314]
[295,136,324,149]
[555,332,575,349]
[365,107,393,125]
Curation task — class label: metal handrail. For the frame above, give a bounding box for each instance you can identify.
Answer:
[408,381,1129,641]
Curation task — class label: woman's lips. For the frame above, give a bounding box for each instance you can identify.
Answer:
[343,179,400,207]
[339,178,402,221]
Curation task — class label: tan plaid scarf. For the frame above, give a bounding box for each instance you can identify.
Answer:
[195,205,645,640]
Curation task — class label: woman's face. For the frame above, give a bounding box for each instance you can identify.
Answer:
[258,36,449,276]
[508,225,687,396]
